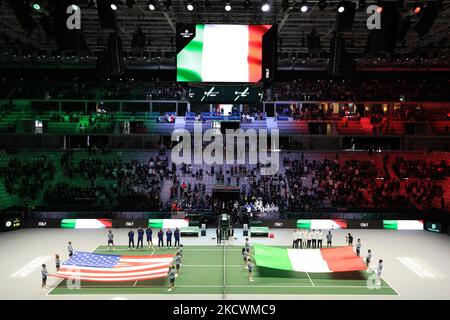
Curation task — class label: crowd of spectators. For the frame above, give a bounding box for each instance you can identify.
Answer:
[392,157,449,180]
[48,150,169,209]
[268,80,450,102]
[1,157,55,201]
[10,80,186,101]
[1,150,447,213]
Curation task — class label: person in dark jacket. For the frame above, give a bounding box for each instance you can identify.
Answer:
[174,228,181,247]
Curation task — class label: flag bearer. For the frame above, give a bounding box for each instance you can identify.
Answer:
[68,242,74,257]
[107,230,115,250]
[168,265,176,291]
[366,249,372,271]
[376,259,383,284]
[356,239,362,256]
[55,254,61,272]
[247,258,254,282]
[173,252,182,277]
[41,264,49,289]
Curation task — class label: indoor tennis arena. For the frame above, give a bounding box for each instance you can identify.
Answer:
[0,0,449,307]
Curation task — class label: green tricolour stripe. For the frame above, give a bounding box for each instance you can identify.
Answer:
[254,244,293,271]
[60,219,76,229]
[296,220,312,229]
[383,220,398,230]
[148,219,164,229]
[177,24,204,81]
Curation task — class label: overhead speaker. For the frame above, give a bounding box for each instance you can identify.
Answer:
[328,34,346,77]
[97,0,118,30]
[414,2,439,37]
[329,34,355,78]
[96,51,109,78]
[107,32,124,75]
[365,1,400,53]
[307,29,322,56]
[336,1,356,33]
[12,0,38,35]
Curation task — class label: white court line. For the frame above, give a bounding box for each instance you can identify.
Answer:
[52,284,393,289]
[305,272,315,287]
[397,257,435,278]
[11,256,52,278]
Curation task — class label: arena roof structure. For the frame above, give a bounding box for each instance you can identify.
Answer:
[0,0,449,70]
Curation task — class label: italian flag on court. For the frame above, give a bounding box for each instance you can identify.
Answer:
[177,24,271,82]
[60,219,112,229]
[148,219,189,229]
[254,244,367,273]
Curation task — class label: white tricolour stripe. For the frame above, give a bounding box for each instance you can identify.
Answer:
[287,249,331,272]
[201,25,249,82]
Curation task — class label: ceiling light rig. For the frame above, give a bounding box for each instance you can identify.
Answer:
[261,1,270,12]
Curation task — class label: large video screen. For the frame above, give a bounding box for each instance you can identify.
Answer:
[177,24,277,83]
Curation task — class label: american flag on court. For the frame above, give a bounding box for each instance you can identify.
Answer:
[53,252,174,282]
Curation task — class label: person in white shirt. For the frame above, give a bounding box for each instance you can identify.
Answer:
[302,229,308,248]
[317,229,323,249]
[307,230,312,248]
[311,229,317,249]
[376,259,383,284]
[298,229,303,249]
[292,230,298,249]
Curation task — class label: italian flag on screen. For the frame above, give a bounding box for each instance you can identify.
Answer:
[297,219,347,230]
[148,219,189,229]
[254,244,366,273]
[383,220,424,230]
[177,24,271,82]
[60,219,112,229]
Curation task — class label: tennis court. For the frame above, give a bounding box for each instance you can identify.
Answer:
[49,245,398,296]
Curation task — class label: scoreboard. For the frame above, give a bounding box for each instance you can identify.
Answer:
[2,217,22,232]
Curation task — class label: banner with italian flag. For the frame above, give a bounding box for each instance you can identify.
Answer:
[60,219,112,229]
[177,24,271,82]
[254,244,366,273]
[297,219,347,230]
[148,219,189,229]
[383,220,424,230]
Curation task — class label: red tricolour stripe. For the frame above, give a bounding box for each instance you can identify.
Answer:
[320,246,366,272]
[248,25,271,82]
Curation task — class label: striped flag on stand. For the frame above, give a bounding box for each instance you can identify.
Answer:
[53,252,174,282]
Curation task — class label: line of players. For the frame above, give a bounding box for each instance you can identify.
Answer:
[107,227,182,250]
[291,229,330,249]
